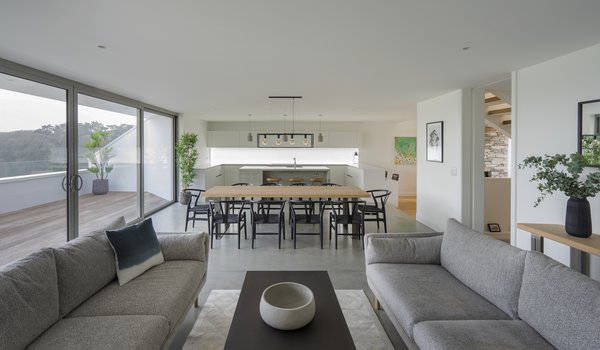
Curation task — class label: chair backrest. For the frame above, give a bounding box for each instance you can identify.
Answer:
[328,200,366,222]
[232,183,249,186]
[289,200,325,221]
[291,183,306,186]
[252,200,285,219]
[367,189,391,209]
[261,182,279,186]
[321,183,341,186]
[183,188,206,208]
[209,199,248,218]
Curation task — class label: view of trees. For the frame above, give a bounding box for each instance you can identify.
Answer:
[0,122,133,177]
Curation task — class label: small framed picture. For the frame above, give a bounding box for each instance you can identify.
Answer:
[488,223,501,232]
[391,173,399,181]
[426,121,443,162]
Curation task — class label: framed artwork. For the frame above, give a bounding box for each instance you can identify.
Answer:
[426,121,443,162]
[394,137,417,165]
[488,223,501,232]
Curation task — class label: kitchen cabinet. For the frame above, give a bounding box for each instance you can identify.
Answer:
[194,165,224,190]
[344,165,386,190]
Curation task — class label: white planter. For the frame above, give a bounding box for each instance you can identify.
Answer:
[259,282,316,330]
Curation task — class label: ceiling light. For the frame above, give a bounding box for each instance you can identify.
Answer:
[462,46,470,51]
[97,45,106,49]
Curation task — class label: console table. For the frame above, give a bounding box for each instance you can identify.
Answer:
[517,223,600,276]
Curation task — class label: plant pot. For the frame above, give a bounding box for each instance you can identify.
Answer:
[92,179,109,195]
[565,197,592,238]
[179,191,191,205]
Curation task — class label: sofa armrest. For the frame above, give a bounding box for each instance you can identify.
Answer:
[365,232,443,265]
[156,232,209,262]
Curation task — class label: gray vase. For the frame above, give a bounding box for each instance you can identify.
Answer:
[92,179,109,195]
[565,197,592,238]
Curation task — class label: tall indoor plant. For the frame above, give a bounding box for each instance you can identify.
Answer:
[175,132,199,204]
[84,130,114,195]
[519,153,600,237]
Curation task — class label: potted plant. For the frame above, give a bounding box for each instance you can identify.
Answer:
[175,132,199,204]
[84,130,114,195]
[519,153,600,237]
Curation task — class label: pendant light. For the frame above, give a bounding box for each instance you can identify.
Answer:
[247,114,253,142]
[261,134,268,145]
[275,134,282,145]
[289,99,296,145]
[282,114,288,142]
[318,114,324,142]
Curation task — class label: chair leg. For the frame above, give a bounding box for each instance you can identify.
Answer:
[252,223,255,249]
[320,225,323,250]
[210,229,214,249]
[383,214,387,233]
[238,230,241,249]
[185,217,189,232]
[293,225,297,249]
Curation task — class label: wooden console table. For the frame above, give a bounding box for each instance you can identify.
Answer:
[517,223,600,276]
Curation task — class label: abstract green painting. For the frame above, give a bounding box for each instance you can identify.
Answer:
[394,137,417,165]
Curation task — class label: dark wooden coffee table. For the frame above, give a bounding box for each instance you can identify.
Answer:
[224,271,356,350]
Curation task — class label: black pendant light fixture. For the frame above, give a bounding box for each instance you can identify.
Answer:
[258,96,314,148]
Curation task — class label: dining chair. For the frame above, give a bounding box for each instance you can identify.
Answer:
[251,200,286,249]
[183,188,210,231]
[289,200,325,249]
[208,199,249,249]
[360,189,391,232]
[328,200,366,249]
[321,182,342,186]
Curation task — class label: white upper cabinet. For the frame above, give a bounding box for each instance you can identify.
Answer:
[320,131,361,148]
[207,131,240,147]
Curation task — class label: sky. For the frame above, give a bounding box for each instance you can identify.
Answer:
[0,89,136,132]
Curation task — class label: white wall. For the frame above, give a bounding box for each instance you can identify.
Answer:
[416,89,472,232]
[484,178,511,233]
[179,115,209,168]
[513,43,600,280]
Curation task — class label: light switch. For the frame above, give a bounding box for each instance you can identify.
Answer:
[451,167,457,176]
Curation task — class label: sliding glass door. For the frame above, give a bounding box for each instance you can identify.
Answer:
[77,94,141,235]
[143,110,174,213]
[0,72,68,266]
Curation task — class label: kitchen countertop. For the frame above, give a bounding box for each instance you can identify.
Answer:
[239,165,330,171]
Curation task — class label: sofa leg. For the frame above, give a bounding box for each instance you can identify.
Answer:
[374,298,381,310]
[194,297,199,308]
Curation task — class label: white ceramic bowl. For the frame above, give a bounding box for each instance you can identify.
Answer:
[259,282,316,330]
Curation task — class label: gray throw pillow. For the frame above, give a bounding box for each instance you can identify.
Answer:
[106,218,164,285]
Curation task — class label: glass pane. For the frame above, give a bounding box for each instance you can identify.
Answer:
[77,94,139,234]
[0,72,67,266]
[143,111,174,213]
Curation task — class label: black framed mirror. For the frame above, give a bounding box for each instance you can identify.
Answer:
[578,98,600,167]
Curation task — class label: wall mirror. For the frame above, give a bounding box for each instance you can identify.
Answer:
[578,99,600,167]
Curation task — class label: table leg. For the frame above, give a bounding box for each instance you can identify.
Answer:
[531,234,544,252]
[570,248,590,276]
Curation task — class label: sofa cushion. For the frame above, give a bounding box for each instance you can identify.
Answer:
[26,315,169,350]
[157,232,208,262]
[67,260,206,332]
[0,248,59,350]
[365,234,443,265]
[413,320,554,350]
[106,218,165,285]
[54,216,126,317]
[441,218,526,318]
[367,263,510,338]
[518,251,600,350]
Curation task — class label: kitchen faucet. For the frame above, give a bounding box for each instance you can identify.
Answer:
[293,157,297,169]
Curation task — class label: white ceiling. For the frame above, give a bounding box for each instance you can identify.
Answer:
[1,0,600,122]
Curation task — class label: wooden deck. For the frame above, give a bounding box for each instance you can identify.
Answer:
[0,192,170,267]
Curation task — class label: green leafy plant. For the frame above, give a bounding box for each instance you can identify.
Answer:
[518,153,600,206]
[84,130,114,180]
[175,133,199,189]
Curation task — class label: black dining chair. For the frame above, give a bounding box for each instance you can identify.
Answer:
[208,199,249,249]
[328,200,366,249]
[289,200,325,249]
[183,188,210,231]
[251,200,286,249]
[360,189,391,232]
[321,183,342,186]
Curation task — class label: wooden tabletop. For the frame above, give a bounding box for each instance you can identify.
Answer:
[517,223,600,257]
[204,185,370,199]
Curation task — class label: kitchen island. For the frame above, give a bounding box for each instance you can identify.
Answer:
[239,165,330,185]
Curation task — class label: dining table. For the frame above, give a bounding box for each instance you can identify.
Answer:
[203,185,371,235]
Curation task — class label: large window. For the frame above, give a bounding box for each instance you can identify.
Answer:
[0,72,68,266]
[0,60,177,267]
[143,111,174,213]
[78,94,140,235]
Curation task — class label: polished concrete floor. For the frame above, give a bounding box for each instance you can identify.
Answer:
[150,201,433,350]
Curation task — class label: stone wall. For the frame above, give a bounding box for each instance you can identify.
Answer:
[484,126,509,178]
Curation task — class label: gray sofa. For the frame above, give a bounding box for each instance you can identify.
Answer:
[0,217,209,350]
[365,218,600,350]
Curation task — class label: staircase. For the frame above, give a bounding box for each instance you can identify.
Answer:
[485,91,511,138]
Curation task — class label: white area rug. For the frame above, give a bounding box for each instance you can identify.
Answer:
[183,289,393,350]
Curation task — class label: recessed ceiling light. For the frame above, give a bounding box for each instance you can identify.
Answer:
[462,46,471,51]
[97,45,106,49]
